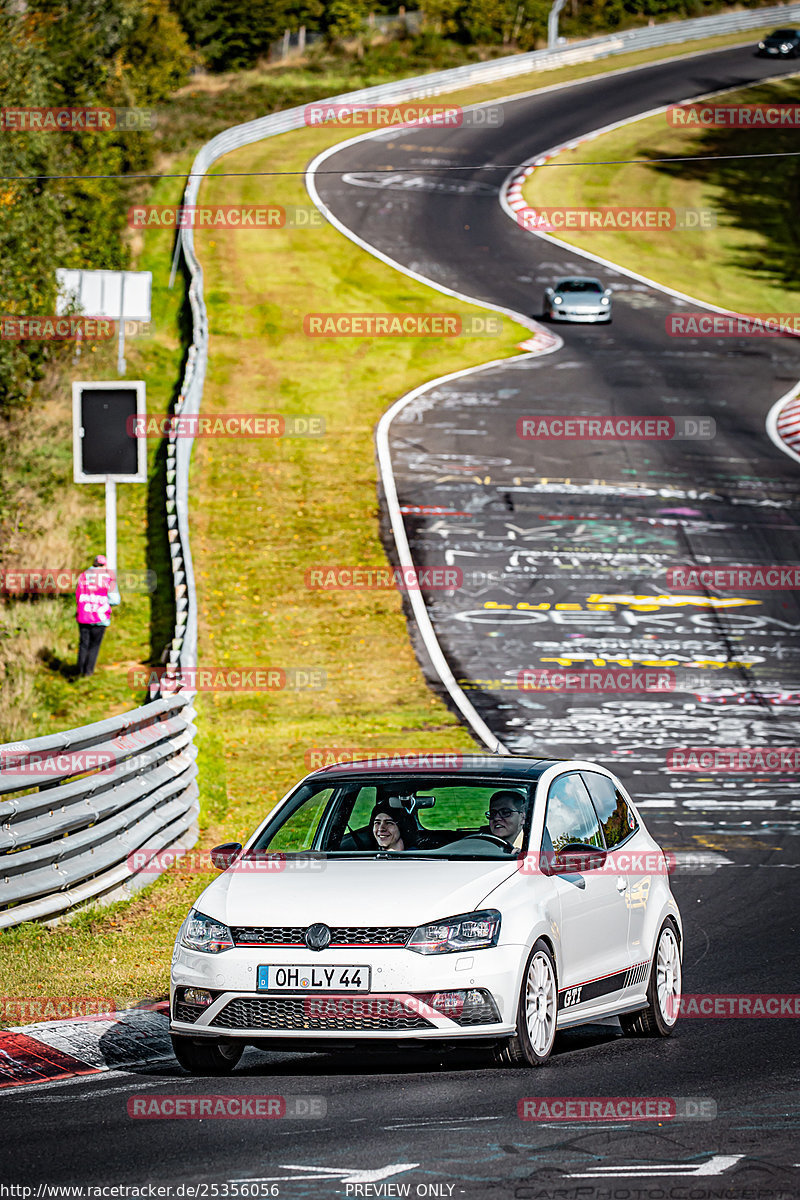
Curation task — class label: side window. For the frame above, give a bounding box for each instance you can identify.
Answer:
[544,773,604,852]
[581,771,638,848]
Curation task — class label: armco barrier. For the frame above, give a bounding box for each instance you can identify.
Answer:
[3,7,797,928]
[0,694,198,928]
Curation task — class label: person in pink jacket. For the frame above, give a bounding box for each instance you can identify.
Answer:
[75,554,120,677]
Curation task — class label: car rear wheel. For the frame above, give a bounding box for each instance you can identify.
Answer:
[620,919,681,1037]
[171,1034,244,1075]
[496,939,557,1066]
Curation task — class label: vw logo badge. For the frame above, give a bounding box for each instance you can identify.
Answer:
[305,922,331,952]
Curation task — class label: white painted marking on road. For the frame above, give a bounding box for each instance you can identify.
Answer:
[383,1116,502,1130]
[566,1155,744,1178]
[232,1163,419,1184]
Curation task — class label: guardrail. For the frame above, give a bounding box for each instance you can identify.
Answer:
[0,694,198,928]
[2,4,796,929]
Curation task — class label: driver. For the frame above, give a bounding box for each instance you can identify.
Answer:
[486,791,527,848]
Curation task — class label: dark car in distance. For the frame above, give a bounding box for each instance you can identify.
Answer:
[756,29,800,56]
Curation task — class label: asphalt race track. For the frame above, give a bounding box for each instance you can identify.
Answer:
[3,44,799,1200]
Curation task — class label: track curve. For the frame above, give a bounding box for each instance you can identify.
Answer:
[2,44,799,1198]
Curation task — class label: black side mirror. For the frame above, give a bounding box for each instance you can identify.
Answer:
[210,842,242,871]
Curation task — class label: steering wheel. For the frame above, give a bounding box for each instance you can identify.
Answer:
[458,832,513,850]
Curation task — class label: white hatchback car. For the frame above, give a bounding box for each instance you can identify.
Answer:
[170,756,682,1073]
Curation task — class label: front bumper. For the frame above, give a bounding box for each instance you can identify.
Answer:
[549,307,611,323]
[171,943,521,1042]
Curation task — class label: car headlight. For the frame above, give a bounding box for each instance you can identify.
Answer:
[553,296,563,305]
[781,42,792,50]
[180,909,234,953]
[601,296,610,305]
[758,40,765,47]
[407,909,501,954]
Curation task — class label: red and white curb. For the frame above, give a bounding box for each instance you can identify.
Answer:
[0,1002,171,1089]
[774,391,800,456]
[504,145,577,230]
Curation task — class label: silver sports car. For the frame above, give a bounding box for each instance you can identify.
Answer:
[543,277,612,323]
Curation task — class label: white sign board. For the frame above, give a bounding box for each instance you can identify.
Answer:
[56,269,152,322]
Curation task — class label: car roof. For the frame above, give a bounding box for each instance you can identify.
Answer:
[303,754,565,784]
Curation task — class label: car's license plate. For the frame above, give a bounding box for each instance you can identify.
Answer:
[257,964,370,992]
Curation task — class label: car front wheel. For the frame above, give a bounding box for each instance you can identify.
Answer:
[171,1034,244,1075]
[496,939,557,1066]
[620,919,681,1037]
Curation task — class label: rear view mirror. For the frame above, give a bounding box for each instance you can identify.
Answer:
[389,794,436,813]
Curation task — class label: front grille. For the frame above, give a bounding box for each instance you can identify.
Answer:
[211,996,433,1032]
[174,1002,207,1024]
[230,925,413,948]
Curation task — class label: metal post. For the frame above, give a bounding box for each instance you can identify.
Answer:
[105,479,117,574]
[117,272,126,375]
[548,0,566,49]
[169,216,183,289]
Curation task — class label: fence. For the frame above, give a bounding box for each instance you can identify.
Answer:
[0,694,198,928]
[2,3,797,928]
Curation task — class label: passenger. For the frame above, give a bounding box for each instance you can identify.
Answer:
[369,803,418,852]
[485,790,527,848]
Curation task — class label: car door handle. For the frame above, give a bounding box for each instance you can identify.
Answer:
[616,877,628,893]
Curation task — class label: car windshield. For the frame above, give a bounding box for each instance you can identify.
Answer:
[770,29,796,36]
[557,279,603,293]
[249,776,535,859]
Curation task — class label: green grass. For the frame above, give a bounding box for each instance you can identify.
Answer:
[521,75,800,313]
[0,25,788,1014]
